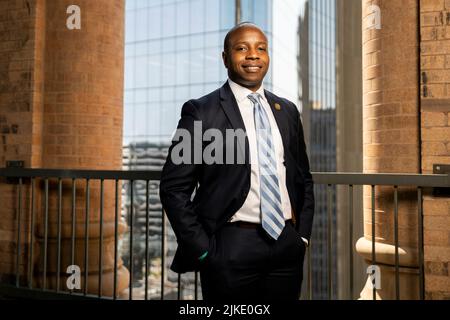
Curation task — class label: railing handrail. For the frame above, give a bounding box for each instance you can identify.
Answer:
[312,172,450,187]
[0,168,161,180]
[1,168,449,187]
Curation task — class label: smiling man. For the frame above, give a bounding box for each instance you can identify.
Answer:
[160,22,315,301]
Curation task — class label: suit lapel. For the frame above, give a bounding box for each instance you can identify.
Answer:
[219,82,249,163]
[264,89,290,155]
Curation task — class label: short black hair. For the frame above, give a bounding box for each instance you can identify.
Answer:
[223,22,266,53]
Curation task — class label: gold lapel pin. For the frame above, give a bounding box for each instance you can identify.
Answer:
[274,103,281,111]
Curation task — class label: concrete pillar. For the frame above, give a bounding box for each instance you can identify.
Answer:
[359,0,421,299]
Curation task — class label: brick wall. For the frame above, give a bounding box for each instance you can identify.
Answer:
[0,0,127,294]
[0,0,44,281]
[420,0,450,300]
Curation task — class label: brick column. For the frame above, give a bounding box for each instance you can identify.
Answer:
[0,0,41,282]
[358,0,421,299]
[420,0,450,300]
[0,0,128,297]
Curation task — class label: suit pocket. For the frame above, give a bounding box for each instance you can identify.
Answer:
[200,234,217,269]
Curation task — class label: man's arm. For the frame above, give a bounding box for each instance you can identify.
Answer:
[159,100,210,264]
[294,105,315,242]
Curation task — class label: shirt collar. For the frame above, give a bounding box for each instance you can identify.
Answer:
[228,78,267,104]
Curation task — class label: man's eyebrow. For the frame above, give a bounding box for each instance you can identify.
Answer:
[232,41,268,46]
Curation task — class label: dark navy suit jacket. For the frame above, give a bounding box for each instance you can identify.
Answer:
[160,82,315,273]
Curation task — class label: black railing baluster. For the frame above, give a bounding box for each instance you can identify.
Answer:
[99,179,104,298]
[84,179,90,295]
[194,184,198,301]
[371,185,376,301]
[177,273,181,300]
[129,180,134,300]
[56,178,62,292]
[43,179,49,291]
[349,184,354,300]
[28,178,35,289]
[71,178,76,293]
[195,271,198,301]
[15,177,22,288]
[145,180,150,301]
[161,208,166,300]
[417,187,424,300]
[394,186,399,300]
[327,184,332,300]
[307,243,312,300]
[113,179,119,300]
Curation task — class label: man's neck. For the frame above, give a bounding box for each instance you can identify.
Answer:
[228,78,264,93]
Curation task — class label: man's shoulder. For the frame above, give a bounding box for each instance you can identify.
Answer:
[264,90,299,115]
[186,87,221,108]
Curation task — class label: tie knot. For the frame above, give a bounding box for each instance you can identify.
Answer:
[248,93,261,105]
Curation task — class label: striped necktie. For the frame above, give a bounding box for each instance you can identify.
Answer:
[248,93,285,240]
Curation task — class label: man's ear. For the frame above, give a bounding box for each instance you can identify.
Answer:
[222,51,228,68]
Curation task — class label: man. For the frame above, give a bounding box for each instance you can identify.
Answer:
[160,22,314,301]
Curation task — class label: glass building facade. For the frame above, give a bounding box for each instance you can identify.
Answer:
[298,0,338,300]
[124,0,302,146]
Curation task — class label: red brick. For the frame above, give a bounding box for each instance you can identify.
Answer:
[422,54,446,69]
[426,275,450,292]
[421,0,445,12]
[423,111,448,127]
[424,216,450,231]
[422,127,450,141]
[424,230,450,247]
[421,12,444,27]
[423,141,448,155]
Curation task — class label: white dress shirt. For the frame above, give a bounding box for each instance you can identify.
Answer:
[227,79,293,224]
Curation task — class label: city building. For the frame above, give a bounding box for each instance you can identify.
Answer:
[298,0,365,300]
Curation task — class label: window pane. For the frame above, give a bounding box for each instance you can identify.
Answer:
[125,11,135,42]
[189,49,204,84]
[220,0,235,29]
[134,103,147,137]
[204,47,221,83]
[162,38,175,53]
[176,1,189,36]
[162,4,175,37]
[175,85,189,101]
[190,34,204,50]
[162,53,176,86]
[148,7,161,39]
[205,0,219,32]
[147,54,161,87]
[135,8,148,41]
[190,0,204,34]
[176,52,189,85]
[135,55,148,87]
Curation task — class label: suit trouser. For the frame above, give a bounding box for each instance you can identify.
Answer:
[199,220,306,302]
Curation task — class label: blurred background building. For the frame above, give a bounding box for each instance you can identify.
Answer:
[298,0,364,300]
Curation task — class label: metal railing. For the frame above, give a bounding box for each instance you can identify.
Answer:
[0,168,449,300]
